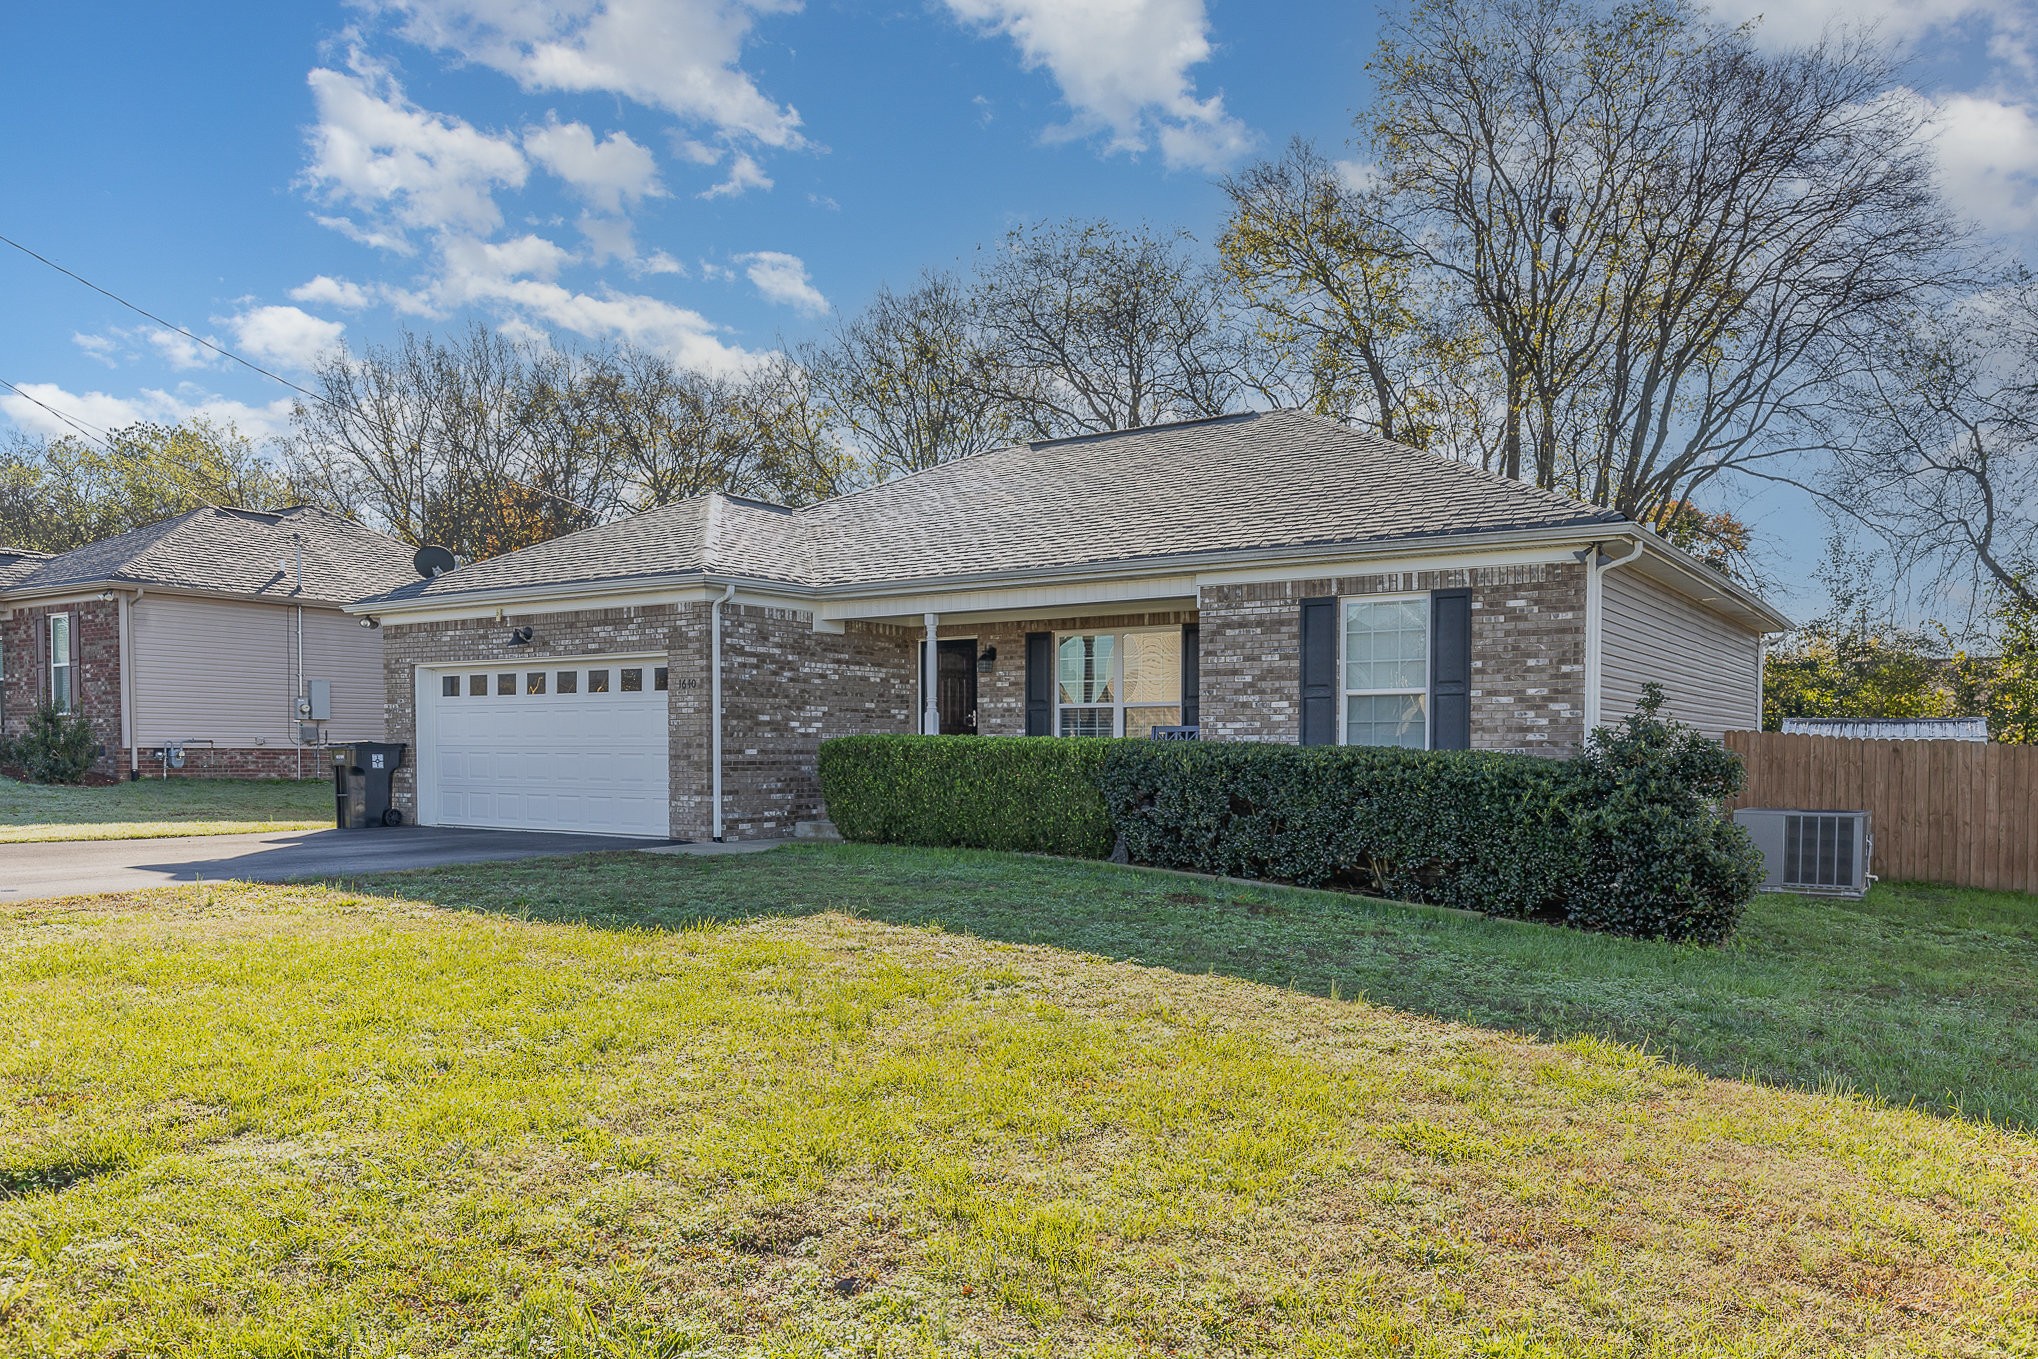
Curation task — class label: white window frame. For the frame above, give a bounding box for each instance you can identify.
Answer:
[1053,626,1184,738]
[1338,593,1431,749]
[47,612,75,715]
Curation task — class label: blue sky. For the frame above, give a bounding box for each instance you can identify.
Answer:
[3,0,2035,615]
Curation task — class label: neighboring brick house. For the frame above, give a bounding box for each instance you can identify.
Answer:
[0,507,416,778]
[354,410,1790,842]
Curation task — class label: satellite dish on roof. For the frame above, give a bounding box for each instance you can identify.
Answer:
[413,544,457,579]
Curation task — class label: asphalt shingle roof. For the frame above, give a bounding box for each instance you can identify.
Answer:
[1,506,418,606]
[374,410,1626,603]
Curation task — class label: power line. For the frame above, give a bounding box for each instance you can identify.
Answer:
[0,231,599,517]
[0,378,117,452]
[0,230,349,422]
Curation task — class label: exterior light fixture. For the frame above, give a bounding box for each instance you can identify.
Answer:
[507,626,534,646]
[977,644,998,674]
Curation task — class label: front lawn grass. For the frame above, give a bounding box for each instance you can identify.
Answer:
[368,843,2038,1130]
[0,775,331,842]
[2,847,2033,1355]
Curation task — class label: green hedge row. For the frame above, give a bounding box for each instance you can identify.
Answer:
[816,734,1115,858]
[817,689,1763,942]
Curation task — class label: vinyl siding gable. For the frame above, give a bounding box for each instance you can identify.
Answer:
[1599,569,1761,739]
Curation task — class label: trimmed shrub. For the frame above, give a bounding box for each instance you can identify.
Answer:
[818,689,1761,942]
[6,701,99,784]
[817,734,1116,858]
[1563,684,1763,943]
[1098,741,1578,917]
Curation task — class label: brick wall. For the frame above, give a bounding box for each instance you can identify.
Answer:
[1,600,124,775]
[719,605,916,838]
[1197,562,1588,754]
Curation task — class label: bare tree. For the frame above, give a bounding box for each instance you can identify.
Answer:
[971,218,1251,438]
[1837,275,2038,611]
[1220,0,1955,530]
[1220,140,1452,445]
[800,272,1017,478]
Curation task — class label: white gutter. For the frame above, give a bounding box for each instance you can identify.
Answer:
[709,582,736,842]
[1581,537,1647,733]
[293,534,304,781]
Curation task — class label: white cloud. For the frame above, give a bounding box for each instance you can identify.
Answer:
[0,381,296,442]
[69,325,228,372]
[941,0,1250,170]
[524,118,663,210]
[699,150,772,199]
[302,50,528,241]
[363,0,805,147]
[735,250,827,315]
[71,333,120,367]
[290,275,374,309]
[1927,92,2038,234]
[429,233,757,373]
[229,305,348,371]
[1706,0,2015,52]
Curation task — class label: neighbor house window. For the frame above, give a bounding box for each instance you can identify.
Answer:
[1055,628,1181,737]
[47,613,74,714]
[1342,596,1427,748]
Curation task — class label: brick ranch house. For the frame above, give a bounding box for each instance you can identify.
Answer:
[353,410,1790,842]
[0,506,416,778]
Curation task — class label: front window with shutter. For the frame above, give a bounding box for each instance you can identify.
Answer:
[1055,628,1182,736]
[1341,596,1428,748]
[48,613,75,714]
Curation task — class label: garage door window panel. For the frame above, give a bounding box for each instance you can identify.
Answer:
[558,671,577,693]
[588,670,609,693]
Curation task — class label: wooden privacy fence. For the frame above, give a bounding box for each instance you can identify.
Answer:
[1723,730,2038,894]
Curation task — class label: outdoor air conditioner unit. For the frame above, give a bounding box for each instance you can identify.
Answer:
[1733,809,1872,897]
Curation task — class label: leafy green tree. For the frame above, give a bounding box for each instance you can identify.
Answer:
[0,419,297,552]
[1761,539,1961,729]
[1950,589,2038,743]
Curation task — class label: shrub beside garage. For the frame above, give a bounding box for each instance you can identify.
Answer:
[818,688,1763,943]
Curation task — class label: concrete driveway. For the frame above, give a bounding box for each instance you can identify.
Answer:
[0,826,666,901]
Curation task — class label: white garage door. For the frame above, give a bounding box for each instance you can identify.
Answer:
[419,657,670,838]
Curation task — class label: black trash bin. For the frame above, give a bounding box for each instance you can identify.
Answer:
[333,742,408,828]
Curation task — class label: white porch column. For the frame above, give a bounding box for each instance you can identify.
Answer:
[922,611,941,734]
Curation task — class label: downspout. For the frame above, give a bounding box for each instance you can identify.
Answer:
[1580,537,1646,736]
[710,581,736,842]
[293,534,304,780]
[117,588,140,777]
[922,612,940,734]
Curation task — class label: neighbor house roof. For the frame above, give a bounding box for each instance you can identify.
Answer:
[0,506,418,606]
[0,547,52,590]
[373,410,1627,606]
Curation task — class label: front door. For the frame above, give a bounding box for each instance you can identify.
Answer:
[934,639,978,734]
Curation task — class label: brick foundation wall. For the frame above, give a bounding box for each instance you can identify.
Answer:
[1197,562,1588,754]
[117,745,326,779]
[1,600,124,775]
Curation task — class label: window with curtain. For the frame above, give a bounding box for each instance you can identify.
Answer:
[47,613,74,714]
[1056,628,1182,736]
[1342,597,1427,748]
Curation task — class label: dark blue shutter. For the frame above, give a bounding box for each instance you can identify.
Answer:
[1299,597,1336,746]
[1181,623,1200,727]
[1024,631,1053,736]
[1430,589,1471,750]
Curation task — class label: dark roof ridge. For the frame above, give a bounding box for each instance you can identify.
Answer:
[1023,409,1261,450]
